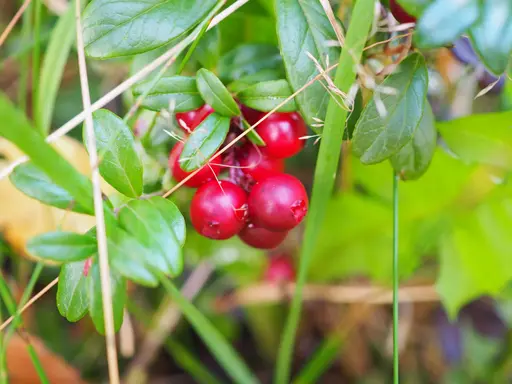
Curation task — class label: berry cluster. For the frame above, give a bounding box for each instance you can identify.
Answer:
[168,104,309,249]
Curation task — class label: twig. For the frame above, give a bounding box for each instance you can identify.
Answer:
[0,0,32,47]
[74,1,119,382]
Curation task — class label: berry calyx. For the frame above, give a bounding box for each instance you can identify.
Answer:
[237,144,285,181]
[255,112,307,159]
[389,0,416,24]
[264,254,295,283]
[190,180,248,240]
[248,173,308,231]
[238,223,288,249]
[168,142,220,188]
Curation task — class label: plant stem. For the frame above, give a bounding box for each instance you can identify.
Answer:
[32,0,42,132]
[18,0,33,112]
[393,172,400,384]
[274,1,375,382]
[26,343,50,384]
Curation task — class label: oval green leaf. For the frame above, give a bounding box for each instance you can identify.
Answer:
[396,0,432,17]
[146,197,186,246]
[352,53,429,164]
[27,232,97,263]
[196,69,241,117]
[57,260,89,322]
[238,79,297,112]
[179,113,230,172]
[228,69,285,94]
[194,27,221,70]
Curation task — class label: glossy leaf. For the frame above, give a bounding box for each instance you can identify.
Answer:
[238,80,297,112]
[133,76,203,112]
[146,197,186,246]
[414,0,479,48]
[228,69,285,94]
[9,163,90,214]
[469,0,512,75]
[194,27,221,70]
[57,261,89,322]
[179,113,230,172]
[27,232,97,263]
[196,69,241,117]
[82,0,217,59]
[276,0,341,127]
[85,109,143,198]
[352,53,429,164]
[88,263,126,334]
[390,102,437,180]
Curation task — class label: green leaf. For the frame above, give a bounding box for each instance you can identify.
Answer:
[469,0,512,75]
[196,69,241,117]
[390,102,437,180]
[146,197,186,246]
[88,263,126,334]
[228,69,285,94]
[85,109,143,198]
[414,0,479,48]
[276,0,341,128]
[437,111,512,170]
[57,260,89,322]
[133,76,203,112]
[82,0,217,59]
[241,118,267,147]
[179,113,230,172]
[352,53,429,164]
[237,80,297,112]
[27,232,97,263]
[130,43,180,83]
[9,163,90,214]
[118,197,184,277]
[343,90,363,140]
[397,0,432,17]
[194,27,221,70]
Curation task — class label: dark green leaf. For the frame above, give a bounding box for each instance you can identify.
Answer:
[82,0,217,59]
[390,102,437,180]
[27,232,97,263]
[276,0,341,127]
[228,69,285,94]
[397,0,432,17]
[414,0,479,48]
[352,53,429,164]
[10,163,90,214]
[180,113,230,172]
[85,109,143,198]
[238,80,297,112]
[133,76,203,112]
[343,91,363,140]
[196,69,241,117]
[57,260,89,322]
[469,0,512,75]
[88,263,126,334]
[194,27,221,70]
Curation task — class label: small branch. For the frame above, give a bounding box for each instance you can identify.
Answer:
[0,0,32,48]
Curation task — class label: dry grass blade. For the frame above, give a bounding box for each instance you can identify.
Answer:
[319,0,345,47]
[0,0,32,47]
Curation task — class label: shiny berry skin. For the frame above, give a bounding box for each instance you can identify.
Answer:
[238,223,288,249]
[264,255,295,283]
[237,144,285,181]
[168,142,220,188]
[190,180,248,240]
[241,104,263,125]
[191,104,215,127]
[389,0,416,24]
[175,104,214,133]
[255,112,307,159]
[248,174,308,231]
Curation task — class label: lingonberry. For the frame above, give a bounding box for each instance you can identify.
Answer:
[389,0,416,24]
[191,104,215,127]
[255,112,307,159]
[190,180,248,240]
[175,104,214,133]
[241,104,263,125]
[238,223,288,249]
[248,173,308,231]
[237,143,285,181]
[264,254,295,283]
[168,142,220,188]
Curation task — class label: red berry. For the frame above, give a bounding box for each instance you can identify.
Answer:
[389,0,416,24]
[175,104,214,133]
[191,104,215,127]
[255,112,307,159]
[238,223,288,249]
[237,144,285,181]
[190,180,248,240]
[168,142,220,188]
[264,255,295,283]
[248,174,308,231]
[241,104,264,125]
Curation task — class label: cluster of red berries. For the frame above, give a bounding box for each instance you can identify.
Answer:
[168,103,309,249]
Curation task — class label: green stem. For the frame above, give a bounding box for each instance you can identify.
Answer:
[26,343,50,384]
[32,0,43,132]
[176,15,211,75]
[393,172,399,384]
[273,1,375,383]
[18,1,33,112]
[293,336,342,384]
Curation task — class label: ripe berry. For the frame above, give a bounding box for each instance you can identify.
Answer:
[389,0,416,24]
[175,104,214,133]
[190,180,248,240]
[168,142,220,188]
[264,255,295,283]
[248,174,308,231]
[255,112,307,159]
[238,223,288,249]
[237,144,285,181]
[241,104,263,125]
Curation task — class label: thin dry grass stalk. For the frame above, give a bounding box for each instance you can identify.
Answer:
[0,0,32,48]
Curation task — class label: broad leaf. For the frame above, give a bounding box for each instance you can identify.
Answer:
[276,0,341,127]
[238,80,297,112]
[179,113,230,172]
[228,69,285,94]
[57,260,89,322]
[27,232,97,263]
[390,102,437,180]
[88,263,126,334]
[85,109,143,198]
[194,27,221,70]
[414,0,479,48]
[196,69,241,117]
[146,197,186,246]
[82,0,217,59]
[352,53,429,164]
[469,0,512,75]
[133,76,203,112]
[10,163,90,214]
